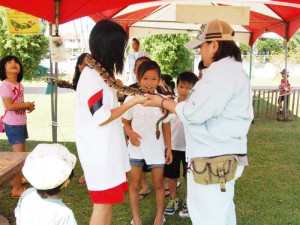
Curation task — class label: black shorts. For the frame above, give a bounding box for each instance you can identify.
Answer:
[163,150,187,179]
[278,95,289,104]
[142,163,151,172]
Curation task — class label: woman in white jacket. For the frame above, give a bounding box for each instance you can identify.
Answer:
[143,19,254,225]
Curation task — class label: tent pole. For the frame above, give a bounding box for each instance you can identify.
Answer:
[283,22,289,120]
[51,0,61,143]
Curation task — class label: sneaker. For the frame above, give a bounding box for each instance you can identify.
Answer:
[179,208,190,218]
[164,198,179,215]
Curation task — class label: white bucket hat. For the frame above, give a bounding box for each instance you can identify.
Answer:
[22,143,76,190]
[185,19,234,49]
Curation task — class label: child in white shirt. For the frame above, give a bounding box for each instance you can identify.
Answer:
[163,72,198,218]
[15,143,77,225]
[122,60,172,225]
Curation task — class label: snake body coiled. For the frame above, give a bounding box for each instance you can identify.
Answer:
[47,54,171,139]
[84,54,172,140]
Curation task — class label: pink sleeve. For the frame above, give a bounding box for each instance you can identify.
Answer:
[0,81,13,99]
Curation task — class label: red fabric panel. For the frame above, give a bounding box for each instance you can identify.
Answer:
[0,0,157,24]
[89,6,126,22]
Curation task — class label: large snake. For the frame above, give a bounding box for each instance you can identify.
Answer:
[47,54,172,139]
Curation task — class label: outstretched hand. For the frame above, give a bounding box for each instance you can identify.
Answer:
[142,94,162,107]
[134,95,148,105]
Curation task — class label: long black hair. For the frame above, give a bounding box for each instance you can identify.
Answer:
[72,53,88,90]
[89,19,128,77]
[212,41,242,62]
[0,55,24,82]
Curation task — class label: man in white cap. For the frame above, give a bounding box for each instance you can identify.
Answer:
[143,19,253,225]
[15,143,77,225]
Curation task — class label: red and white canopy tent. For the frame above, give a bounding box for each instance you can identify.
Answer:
[89,0,300,46]
[88,0,300,81]
[0,0,299,141]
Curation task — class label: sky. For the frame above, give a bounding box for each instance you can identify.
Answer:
[59,16,95,36]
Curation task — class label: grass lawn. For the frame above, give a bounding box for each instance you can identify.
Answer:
[1,80,300,224]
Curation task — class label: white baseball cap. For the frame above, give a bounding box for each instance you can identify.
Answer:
[23,143,76,190]
[185,19,234,49]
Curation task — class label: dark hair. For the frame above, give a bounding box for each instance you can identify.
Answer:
[177,72,198,86]
[37,170,74,198]
[137,60,161,80]
[0,55,24,82]
[134,56,151,71]
[198,60,206,71]
[89,19,128,77]
[161,74,175,91]
[72,53,88,90]
[132,38,140,45]
[212,41,242,62]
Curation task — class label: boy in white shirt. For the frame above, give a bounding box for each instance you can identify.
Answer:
[15,143,77,225]
[163,72,198,218]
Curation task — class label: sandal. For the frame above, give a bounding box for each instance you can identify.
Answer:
[139,189,151,200]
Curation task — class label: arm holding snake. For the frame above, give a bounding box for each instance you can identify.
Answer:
[100,96,146,126]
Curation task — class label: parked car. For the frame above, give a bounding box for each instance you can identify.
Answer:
[34,64,50,75]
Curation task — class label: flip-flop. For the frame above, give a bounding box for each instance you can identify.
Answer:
[138,189,151,200]
[11,187,26,199]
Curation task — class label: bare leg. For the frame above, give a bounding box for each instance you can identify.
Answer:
[129,166,143,224]
[139,172,150,193]
[152,167,165,225]
[90,204,113,225]
[168,178,177,200]
[11,143,25,196]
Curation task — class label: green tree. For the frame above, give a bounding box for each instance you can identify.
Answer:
[255,38,284,55]
[0,7,49,80]
[288,31,300,64]
[142,34,193,78]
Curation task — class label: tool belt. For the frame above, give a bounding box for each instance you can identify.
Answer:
[190,155,237,192]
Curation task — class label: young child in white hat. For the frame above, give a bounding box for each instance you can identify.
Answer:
[14,143,77,225]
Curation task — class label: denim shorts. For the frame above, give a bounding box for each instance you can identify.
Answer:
[4,123,28,145]
[130,158,165,170]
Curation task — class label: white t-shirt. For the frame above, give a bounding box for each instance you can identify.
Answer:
[167,99,186,152]
[122,95,167,164]
[15,188,77,225]
[75,67,130,191]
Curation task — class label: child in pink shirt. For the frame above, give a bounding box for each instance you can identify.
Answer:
[0,55,35,197]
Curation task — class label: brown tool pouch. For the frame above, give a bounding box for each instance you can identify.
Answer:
[190,155,237,192]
